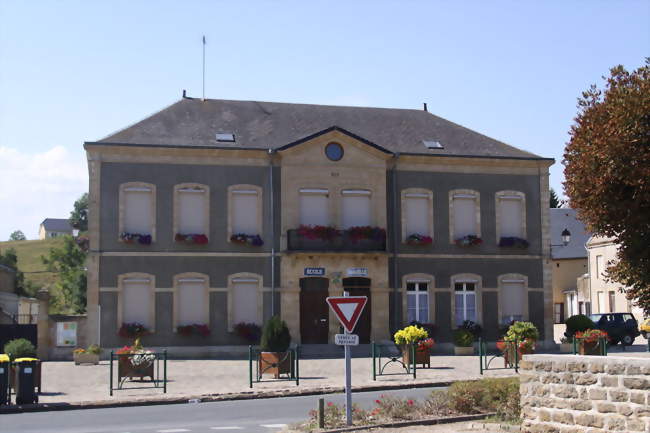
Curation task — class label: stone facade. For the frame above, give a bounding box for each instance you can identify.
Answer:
[520,354,650,433]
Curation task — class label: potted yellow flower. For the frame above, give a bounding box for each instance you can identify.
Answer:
[394,325,430,367]
[73,344,101,365]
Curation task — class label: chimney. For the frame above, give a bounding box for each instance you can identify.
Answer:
[423,103,428,112]
[182,89,187,98]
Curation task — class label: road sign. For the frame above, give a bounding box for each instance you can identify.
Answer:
[304,267,325,276]
[335,334,359,346]
[326,296,368,333]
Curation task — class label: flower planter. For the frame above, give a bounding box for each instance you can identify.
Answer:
[74,352,99,365]
[503,345,534,366]
[579,341,604,356]
[259,352,291,379]
[454,346,474,355]
[118,356,154,381]
[401,346,430,368]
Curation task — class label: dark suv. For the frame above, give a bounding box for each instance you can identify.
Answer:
[589,313,640,346]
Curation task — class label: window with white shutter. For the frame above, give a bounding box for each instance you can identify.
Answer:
[176,186,208,234]
[232,189,259,234]
[405,194,429,236]
[122,186,154,235]
[496,191,525,240]
[299,189,329,226]
[231,277,259,325]
[122,278,152,327]
[452,195,477,238]
[501,279,525,323]
[341,189,371,228]
[177,277,206,326]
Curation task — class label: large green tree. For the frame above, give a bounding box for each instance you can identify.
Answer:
[69,193,89,232]
[563,59,650,315]
[42,236,87,313]
[9,230,26,241]
[549,188,561,208]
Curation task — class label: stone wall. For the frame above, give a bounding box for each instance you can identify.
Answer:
[520,354,650,433]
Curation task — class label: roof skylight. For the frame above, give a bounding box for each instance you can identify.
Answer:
[423,140,443,149]
[216,133,236,142]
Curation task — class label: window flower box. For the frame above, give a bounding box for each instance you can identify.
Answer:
[230,233,264,246]
[454,235,482,247]
[296,225,341,241]
[575,329,608,355]
[346,226,386,243]
[116,341,155,382]
[175,233,209,244]
[176,324,211,337]
[118,322,150,339]
[119,232,152,245]
[498,237,529,248]
[406,234,433,246]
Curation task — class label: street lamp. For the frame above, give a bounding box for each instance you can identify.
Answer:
[72,228,80,237]
[551,228,571,247]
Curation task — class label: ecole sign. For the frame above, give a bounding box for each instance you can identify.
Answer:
[304,267,325,276]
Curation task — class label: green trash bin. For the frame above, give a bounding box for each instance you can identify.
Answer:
[0,354,9,405]
[14,357,39,405]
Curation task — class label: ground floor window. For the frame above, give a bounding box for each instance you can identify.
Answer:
[554,303,564,323]
[454,282,476,325]
[406,282,428,323]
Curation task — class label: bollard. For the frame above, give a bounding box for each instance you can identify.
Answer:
[318,397,325,428]
[14,359,38,405]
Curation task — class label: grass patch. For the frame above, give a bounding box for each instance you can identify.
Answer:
[0,238,63,288]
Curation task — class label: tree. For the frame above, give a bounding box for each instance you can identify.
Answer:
[42,236,87,313]
[69,193,89,232]
[550,188,561,208]
[9,230,26,241]
[0,248,36,297]
[563,59,650,315]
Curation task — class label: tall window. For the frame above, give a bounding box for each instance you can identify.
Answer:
[596,255,604,279]
[229,186,262,236]
[450,190,479,240]
[496,192,525,239]
[608,291,616,312]
[231,276,260,326]
[299,189,329,226]
[407,282,429,323]
[176,275,207,327]
[122,276,152,328]
[120,183,155,236]
[554,303,564,323]
[454,282,476,325]
[403,190,432,239]
[500,279,526,323]
[175,184,208,235]
[597,291,605,313]
[341,189,371,228]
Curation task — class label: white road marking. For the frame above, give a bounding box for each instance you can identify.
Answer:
[157,430,190,433]
[211,428,244,431]
[260,425,287,429]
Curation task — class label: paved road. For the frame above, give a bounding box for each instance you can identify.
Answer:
[1,386,445,433]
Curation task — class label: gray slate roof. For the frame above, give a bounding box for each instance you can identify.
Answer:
[97,98,546,159]
[550,208,591,260]
[41,218,72,232]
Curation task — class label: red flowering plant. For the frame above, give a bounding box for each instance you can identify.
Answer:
[230,233,264,246]
[175,233,209,244]
[118,322,150,338]
[296,225,340,241]
[575,329,608,343]
[120,232,152,245]
[406,234,433,246]
[417,338,435,351]
[347,226,386,243]
[176,324,211,337]
[454,235,483,247]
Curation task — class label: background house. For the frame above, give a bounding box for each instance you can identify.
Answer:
[550,208,590,323]
[39,218,73,239]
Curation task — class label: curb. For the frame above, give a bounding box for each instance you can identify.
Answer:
[317,413,496,433]
[0,380,458,414]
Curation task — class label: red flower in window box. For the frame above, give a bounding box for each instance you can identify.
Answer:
[175,233,209,244]
[406,234,433,245]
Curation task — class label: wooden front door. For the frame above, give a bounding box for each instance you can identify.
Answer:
[343,278,372,344]
[299,277,330,344]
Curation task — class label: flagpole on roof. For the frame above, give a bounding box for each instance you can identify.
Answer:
[202,35,206,101]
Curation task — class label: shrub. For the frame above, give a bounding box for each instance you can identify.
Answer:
[460,320,482,338]
[373,394,419,420]
[448,378,520,421]
[3,338,36,361]
[447,381,484,413]
[453,329,475,347]
[86,344,101,355]
[564,314,595,338]
[504,321,539,342]
[260,316,291,352]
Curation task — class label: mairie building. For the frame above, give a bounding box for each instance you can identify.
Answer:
[84,96,555,352]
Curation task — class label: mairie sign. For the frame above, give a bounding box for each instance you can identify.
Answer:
[304,267,325,276]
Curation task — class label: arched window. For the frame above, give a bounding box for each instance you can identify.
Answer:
[174,273,209,328]
[174,184,209,237]
[228,185,263,239]
[401,189,433,242]
[499,274,528,324]
[118,273,155,331]
[228,273,262,330]
[341,189,372,228]
[451,274,482,326]
[449,189,480,242]
[495,191,526,242]
[119,182,156,241]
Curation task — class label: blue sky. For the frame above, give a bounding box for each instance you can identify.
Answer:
[1,1,648,239]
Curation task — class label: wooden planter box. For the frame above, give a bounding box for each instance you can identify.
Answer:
[259,352,291,379]
[454,346,474,355]
[579,341,604,356]
[74,352,100,365]
[118,357,154,382]
[401,346,430,368]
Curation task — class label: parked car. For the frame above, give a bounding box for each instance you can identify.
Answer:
[639,318,650,339]
[589,313,640,346]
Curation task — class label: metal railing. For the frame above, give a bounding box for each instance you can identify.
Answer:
[371,342,416,380]
[479,338,519,374]
[572,337,608,356]
[248,345,300,388]
[109,350,167,395]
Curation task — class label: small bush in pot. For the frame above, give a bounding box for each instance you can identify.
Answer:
[502,321,539,365]
[563,314,595,339]
[259,316,292,378]
[453,329,475,355]
[3,338,36,361]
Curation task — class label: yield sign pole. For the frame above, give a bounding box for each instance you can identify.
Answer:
[326,293,367,427]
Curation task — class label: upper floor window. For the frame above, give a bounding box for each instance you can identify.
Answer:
[175,274,208,328]
[402,189,433,242]
[449,190,480,242]
[119,182,156,241]
[299,188,329,226]
[496,191,526,241]
[341,189,371,228]
[228,185,262,238]
[596,255,604,279]
[174,184,209,236]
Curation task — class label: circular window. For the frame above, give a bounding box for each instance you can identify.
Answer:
[325,142,344,161]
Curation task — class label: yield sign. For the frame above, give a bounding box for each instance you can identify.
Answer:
[326,296,368,333]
